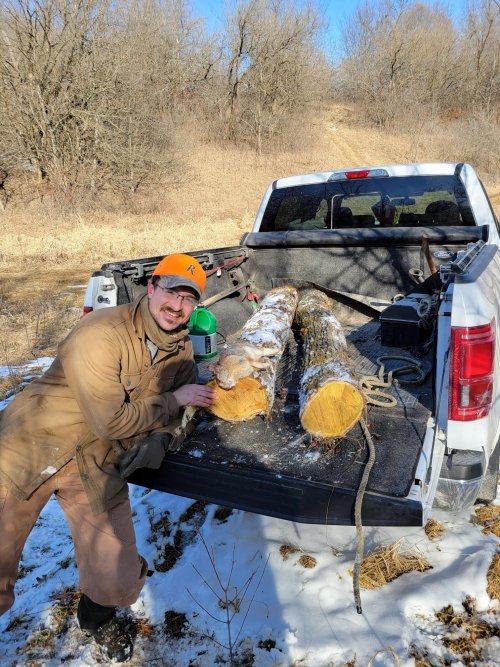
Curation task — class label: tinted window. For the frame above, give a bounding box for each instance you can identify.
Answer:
[260,184,327,231]
[260,175,474,231]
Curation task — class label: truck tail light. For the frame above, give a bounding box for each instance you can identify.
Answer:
[82,306,93,317]
[329,168,389,181]
[344,170,370,179]
[449,320,496,421]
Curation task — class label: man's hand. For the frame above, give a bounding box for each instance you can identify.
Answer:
[173,384,218,408]
[118,431,170,478]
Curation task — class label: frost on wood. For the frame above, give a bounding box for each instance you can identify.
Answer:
[209,286,298,422]
[296,289,364,438]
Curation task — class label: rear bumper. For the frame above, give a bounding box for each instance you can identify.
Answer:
[433,449,486,511]
[130,455,423,526]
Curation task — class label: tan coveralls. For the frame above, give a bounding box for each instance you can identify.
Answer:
[0,295,195,615]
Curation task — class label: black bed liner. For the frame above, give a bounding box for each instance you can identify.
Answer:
[131,313,433,526]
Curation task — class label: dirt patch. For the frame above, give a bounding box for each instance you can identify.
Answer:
[148,510,172,540]
[135,617,156,638]
[155,541,183,573]
[214,506,233,522]
[179,500,208,524]
[154,501,209,572]
[5,612,31,632]
[437,601,498,663]
[163,610,189,639]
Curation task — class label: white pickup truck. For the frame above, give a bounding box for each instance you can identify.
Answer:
[84,162,500,526]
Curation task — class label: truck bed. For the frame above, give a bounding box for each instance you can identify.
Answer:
[96,193,496,525]
[132,307,433,525]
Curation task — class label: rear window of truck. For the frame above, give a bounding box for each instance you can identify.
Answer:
[260,175,475,232]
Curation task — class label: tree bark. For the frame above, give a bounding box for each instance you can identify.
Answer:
[209,285,298,421]
[296,289,364,438]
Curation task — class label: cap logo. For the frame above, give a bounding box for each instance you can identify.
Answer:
[186,264,196,275]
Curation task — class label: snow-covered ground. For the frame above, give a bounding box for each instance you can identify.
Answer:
[0,362,498,667]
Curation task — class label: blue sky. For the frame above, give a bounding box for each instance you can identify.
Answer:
[192,0,468,57]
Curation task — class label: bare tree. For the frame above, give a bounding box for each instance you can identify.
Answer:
[214,0,327,151]
[337,0,459,127]
[336,0,500,128]
[112,0,219,118]
[0,0,210,200]
[458,0,500,117]
[0,0,107,183]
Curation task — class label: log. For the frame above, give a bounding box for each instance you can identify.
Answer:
[209,285,298,421]
[296,289,364,438]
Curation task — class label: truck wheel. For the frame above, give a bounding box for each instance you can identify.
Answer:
[476,437,500,504]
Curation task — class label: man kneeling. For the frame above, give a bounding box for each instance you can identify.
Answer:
[0,253,217,661]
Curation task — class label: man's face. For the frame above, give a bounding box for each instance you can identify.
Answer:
[147,282,198,331]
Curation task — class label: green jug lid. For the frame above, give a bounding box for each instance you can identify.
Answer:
[189,307,217,336]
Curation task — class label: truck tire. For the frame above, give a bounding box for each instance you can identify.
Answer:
[477,437,500,504]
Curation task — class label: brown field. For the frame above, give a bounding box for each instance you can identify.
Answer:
[1,104,499,372]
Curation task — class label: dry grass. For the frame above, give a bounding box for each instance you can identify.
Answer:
[410,597,500,666]
[473,505,500,538]
[424,518,445,540]
[471,506,500,600]
[279,544,301,561]
[49,586,79,635]
[298,554,317,569]
[0,275,84,368]
[23,627,55,654]
[20,586,79,660]
[0,368,25,399]
[436,603,499,662]
[136,617,156,638]
[0,213,245,270]
[279,544,317,568]
[358,539,432,590]
[486,553,500,600]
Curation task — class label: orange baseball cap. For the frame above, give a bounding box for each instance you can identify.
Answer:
[152,253,206,298]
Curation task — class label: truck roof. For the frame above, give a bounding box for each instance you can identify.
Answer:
[272,163,461,189]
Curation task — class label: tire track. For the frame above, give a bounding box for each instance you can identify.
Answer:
[324,109,397,168]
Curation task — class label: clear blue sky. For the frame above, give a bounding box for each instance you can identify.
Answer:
[192,0,467,58]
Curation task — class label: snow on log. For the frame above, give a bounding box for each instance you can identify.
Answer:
[296,289,364,438]
[208,285,298,421]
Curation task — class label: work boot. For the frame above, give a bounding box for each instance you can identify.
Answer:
[83,615,134,662]
[77,593,134,662]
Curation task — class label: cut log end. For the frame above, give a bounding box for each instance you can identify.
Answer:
[207,377,267,422]
[300,381,365,438]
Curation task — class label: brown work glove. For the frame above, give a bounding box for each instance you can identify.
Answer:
[117,430,172,479]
